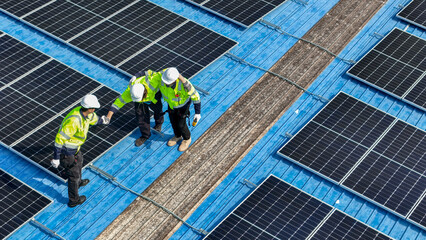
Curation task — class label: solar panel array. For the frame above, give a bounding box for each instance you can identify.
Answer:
[278,92,426,230]
[0,0,237,78]
[397,0,426,30]
[0,168,52,239]
[186,0,288,28]
[0,33,137,181]
[205,175,392,240]
[347,28,426,111]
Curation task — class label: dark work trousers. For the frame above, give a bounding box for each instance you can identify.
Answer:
[61,151,83,203]
[134,91,164,139]
[169,100,191,140]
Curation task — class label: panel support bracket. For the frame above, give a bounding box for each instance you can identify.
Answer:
[243,179,258,188]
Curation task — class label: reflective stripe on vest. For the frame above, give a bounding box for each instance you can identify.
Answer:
[145,71,156,91]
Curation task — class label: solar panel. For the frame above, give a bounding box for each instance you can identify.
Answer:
[0,33,137,181]
[0,0,237,78]
[0,168,52,239]
[186,0,288,28]
[397,0,426,30]
[204,175,392,239]
[278,92,426,230]
[347,28,426,111]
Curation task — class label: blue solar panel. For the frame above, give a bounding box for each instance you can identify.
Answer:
[186,0,288,28]
[0,33,137,181]
[347,28,426,111]
[397,0,426,30]
[0,168,52,239]
[204,175,392,239]
[278,92,426,230]
[0,0,237,78]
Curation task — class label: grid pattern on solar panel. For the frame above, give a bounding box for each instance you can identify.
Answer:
[311,211,392,240]
[347,28,426,110]
[0,0,237,78]
[0,35,50,88]
[205,175,392,240]
[397,0,426,30]
[409,197,426,227]
[185,0,287,28]
[0,168,52,239]
[0,33,137,181]
[278,92,426,229]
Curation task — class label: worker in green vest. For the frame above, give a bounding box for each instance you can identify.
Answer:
[51,94,109,208]
[160,67,201,152]
[106,69,163,146]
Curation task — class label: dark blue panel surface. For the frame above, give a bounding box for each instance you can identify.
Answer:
[205,175,392,239]
[0,34,50,87]
[397,0,426,30]
[343,152,426,217]
[347,28,426,111]
[1,0,237,79]
[279,122,368,182]
[312,210,392,240]
[409,197,426,228]
[373,120,426,175]
[0,0,48,18]
[186,0,287,27]
[0,168,52,239]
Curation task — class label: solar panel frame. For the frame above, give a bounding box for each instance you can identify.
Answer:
[185,0,289,28]
[0,0,237,81]
[278,92,426,230]
[0,33,137,182]
[204,175,393,239]
[397,0,426,30]
[0,168,53,239]
[346,28,426,111]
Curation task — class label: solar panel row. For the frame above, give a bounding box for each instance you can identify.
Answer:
[278,92,426,230]
[186,0,288,28]
[0,33,137,181]
[205,175,392,239]
[397,0,426,30]
[0,0,237,79]
[347,28,426,111]
[0,168,52,239]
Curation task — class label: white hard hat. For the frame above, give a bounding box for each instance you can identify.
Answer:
[81,94,100,108]
[162,67,179,85]
[130,83,145,102]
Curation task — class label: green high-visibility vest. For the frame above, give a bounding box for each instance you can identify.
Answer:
[111,70,162,111]
[54,106,98,152]
[160,77,200,109]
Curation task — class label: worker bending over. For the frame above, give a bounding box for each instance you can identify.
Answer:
[51,95,109,207]
[106,70,163,146]
[160,67,201,152]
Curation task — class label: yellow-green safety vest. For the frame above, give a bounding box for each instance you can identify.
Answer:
[160,77,200,109]
[111,70,161,111]
[54,106,99,153]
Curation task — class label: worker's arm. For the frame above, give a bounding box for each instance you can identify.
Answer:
[181,76,201,123]
[108,88,132,121]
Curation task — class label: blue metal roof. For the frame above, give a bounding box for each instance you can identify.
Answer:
[170,0,426,239]
[0,0,424,239]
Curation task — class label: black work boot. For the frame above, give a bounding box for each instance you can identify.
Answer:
[135,137,148,147]
[79,179,90,188]
[68,195,86,208]
[153,124,162,132]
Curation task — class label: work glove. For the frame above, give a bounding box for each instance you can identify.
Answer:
[51,159,60,168]
[192,114,201,126]
[101,115,110,125]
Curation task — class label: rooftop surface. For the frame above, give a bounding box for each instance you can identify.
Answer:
[1,0,425,239]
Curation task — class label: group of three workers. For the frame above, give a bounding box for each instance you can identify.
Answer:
[50,67,201,207]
